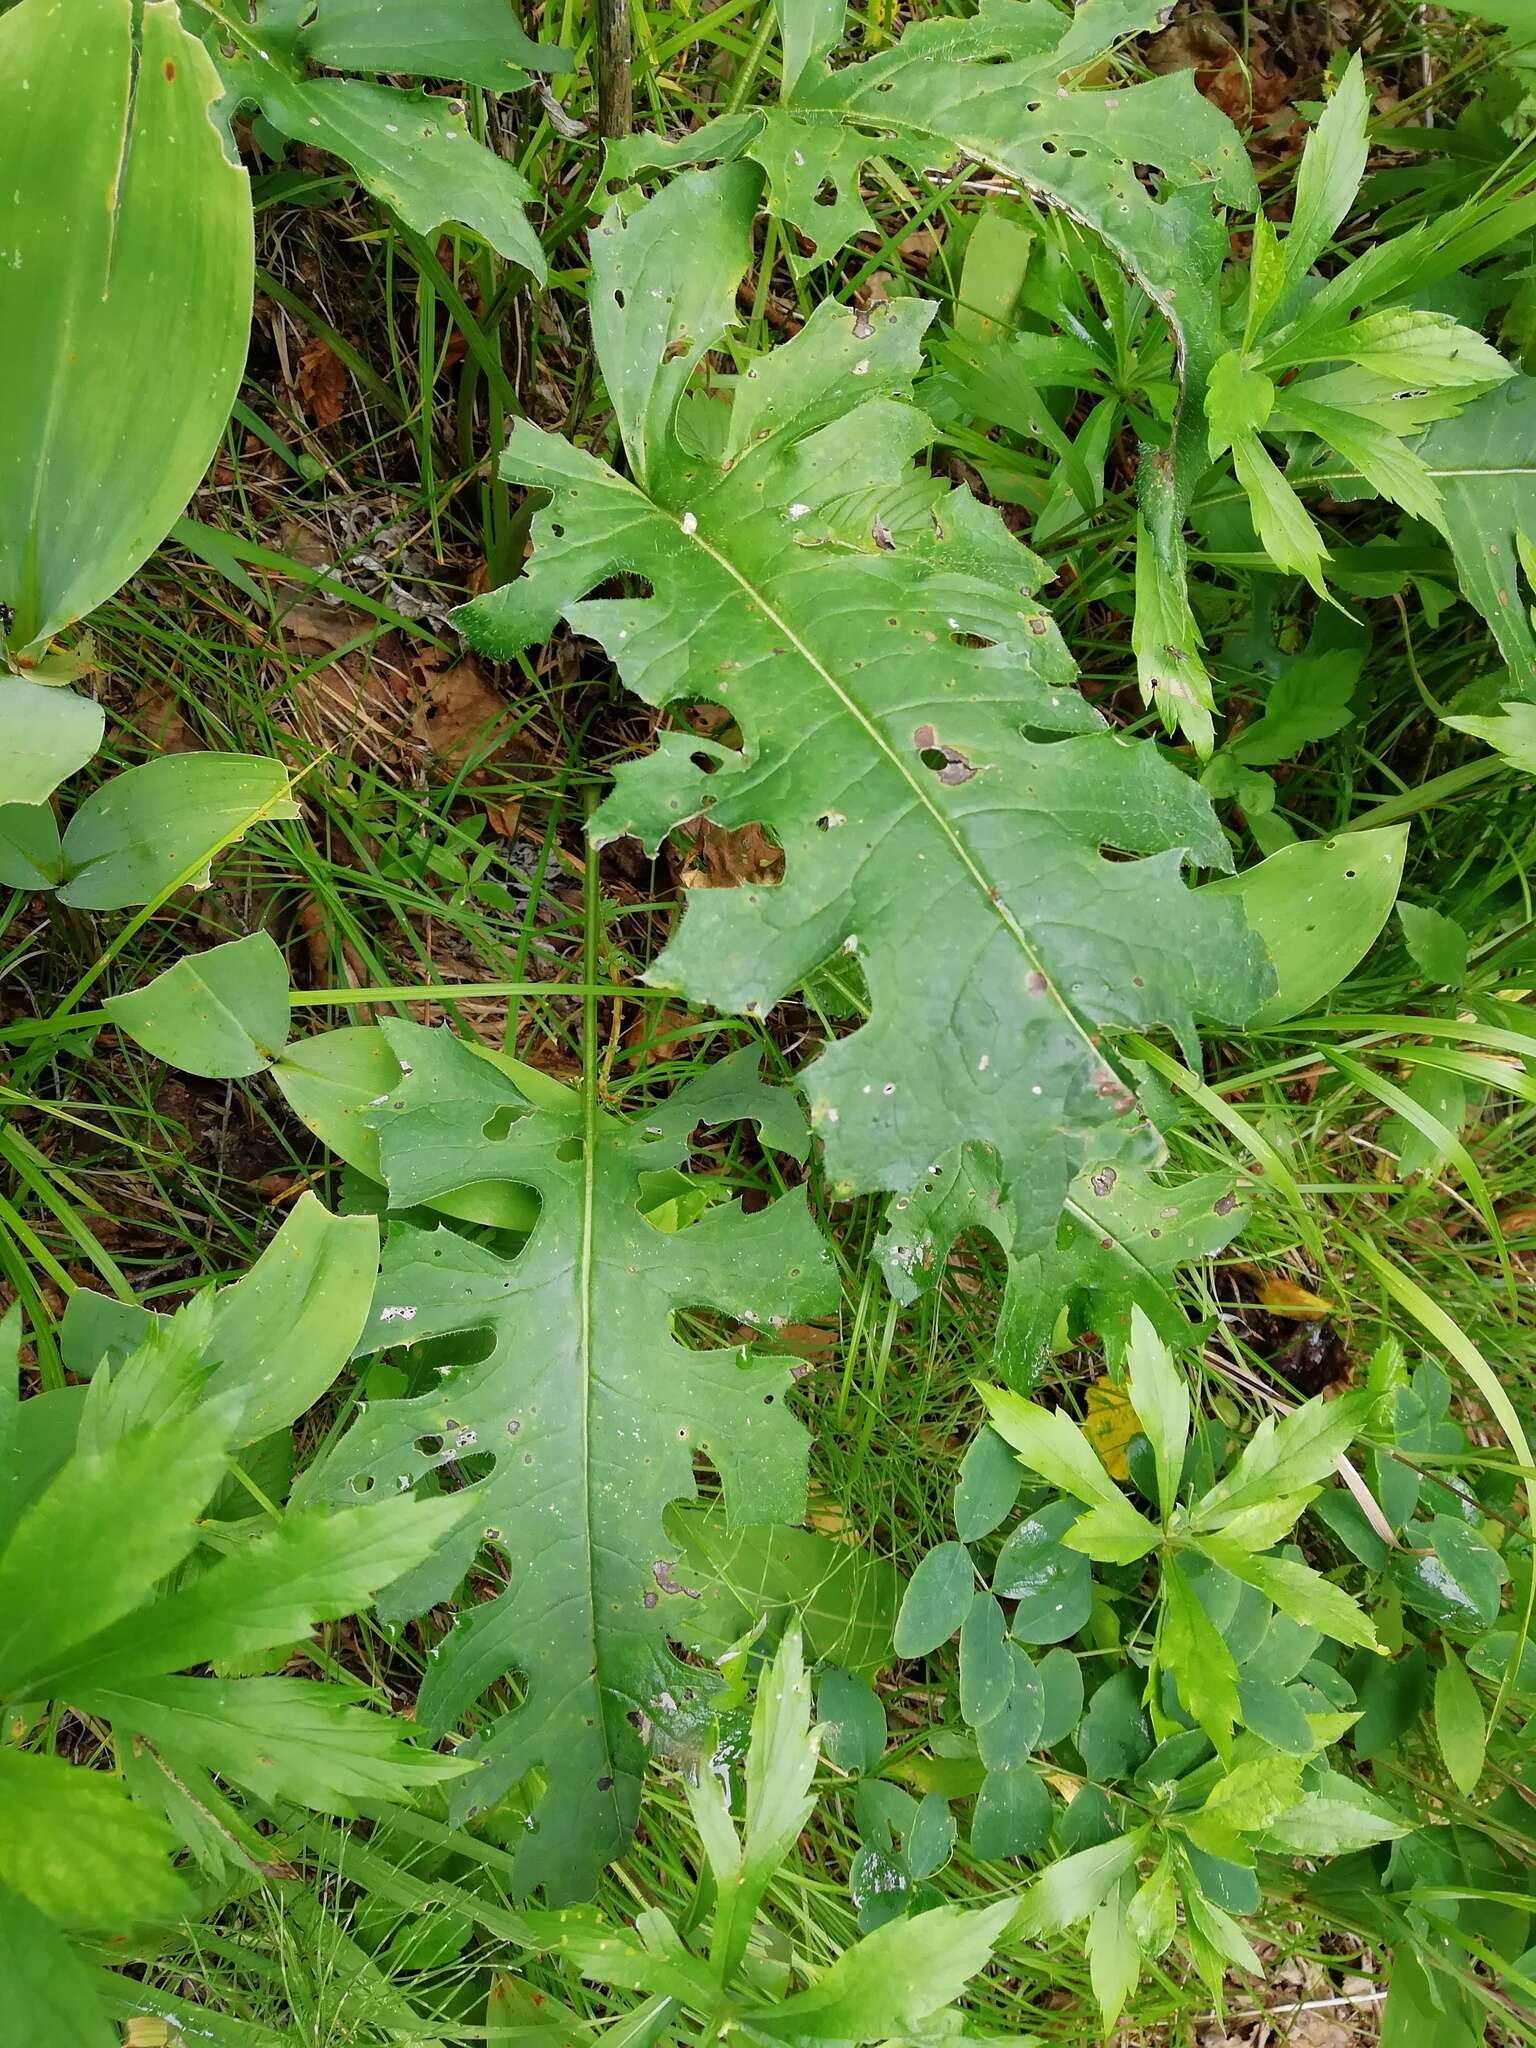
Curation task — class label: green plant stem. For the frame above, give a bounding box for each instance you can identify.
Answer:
[1340,753,1509,831]
[0,980,657,1047]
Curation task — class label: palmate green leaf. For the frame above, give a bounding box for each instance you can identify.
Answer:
[1412,377,1536,701]
[1193,1390,1372,1531]
[193,0,561,275]
[878,1129,1248,1385]
[1259,1767,1411,1854]
[461,166,1269,1264]
[1159,1556,1240,1756]
[75,1676,470,1813]
[1194,1540,1378,1652]
[1013,1828,1150,1936]
[1125,1310,1188,1523]
[707,1627,821,1980]
[0,1745,189,1932]
[0,0,253,675]
[1277,53,1370,296]
[980,1389,1161,1564]
[745,1896,1015,2040]
[30,1491,469,1699]
[298,1022,834,1897]
[0,1398,235,1697]
[1087,1873,1144,2030]
[0,1885,115,2048]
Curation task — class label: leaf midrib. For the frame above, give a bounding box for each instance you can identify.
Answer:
[673,509,1114,1080]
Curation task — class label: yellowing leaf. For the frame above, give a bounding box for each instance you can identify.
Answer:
[1257,1275,1336,1319]
[1083,1378,1139,1481]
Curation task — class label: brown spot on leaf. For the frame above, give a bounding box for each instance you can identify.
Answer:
[1090,1167,1118,1197]
[652,1559,700,1599]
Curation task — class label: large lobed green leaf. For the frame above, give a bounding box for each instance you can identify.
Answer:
[878,1126,1248,1385]
[298,1022,835,1898]
[460,164,1272,1249]
[606,0,1257,749]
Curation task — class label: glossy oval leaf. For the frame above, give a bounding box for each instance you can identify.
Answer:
[56,755,298,912]
[1208,824,1408,1025]
[0,0,253,660]
[0,680,104,810]
[954,1426,1022,1543]
[1389,1514,1507,1630]
[993,1498,1092,1644]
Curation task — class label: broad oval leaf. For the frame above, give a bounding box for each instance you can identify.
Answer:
[994,1497,1093,1644]
[894,1541,975,1659]
[297,1024,835,1897]
[816,1668,887,1776]
[1389,1513,1507,1630]
[459,164,1271,1245]
[1077,1669,1153,1781]
[297,0,568,85]
[0,0,253,661]
[0,681,103,811]
[970,1762,1052,1861]
[977,1642,1045,1767]
[57,754,299,912]
[953,1426,1022,1543]
[958,1590,1013,1728]
[105,933,291,1080]
[1208,825,1408,1026]
[0,791,65,889]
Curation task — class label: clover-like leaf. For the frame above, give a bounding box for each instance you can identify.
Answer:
[298,1022,835,1899]
[460,163,1270,1253]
